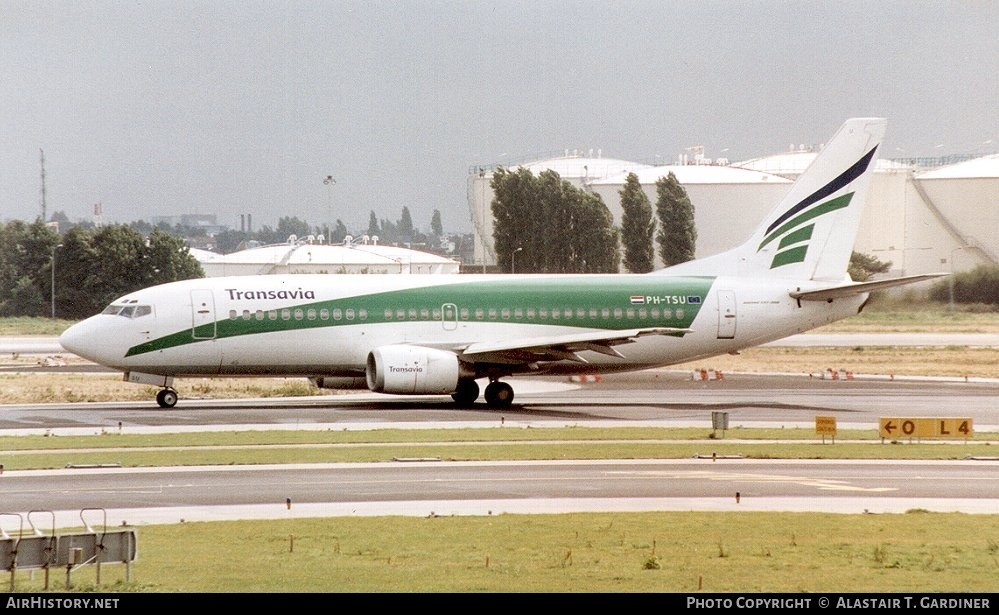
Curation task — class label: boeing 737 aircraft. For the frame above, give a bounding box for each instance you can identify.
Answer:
[60,118,944,409]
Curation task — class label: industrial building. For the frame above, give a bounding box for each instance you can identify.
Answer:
[191,235,461,277]
[468,145,998,279]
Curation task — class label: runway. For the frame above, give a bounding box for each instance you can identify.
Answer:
[1,334,997,528]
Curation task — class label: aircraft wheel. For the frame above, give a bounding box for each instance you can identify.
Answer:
[156,388,178,409]
[451,379,480,406]
[484,381,514,409]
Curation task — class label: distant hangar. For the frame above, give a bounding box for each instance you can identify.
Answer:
[191,236,461,276]
[468,146,998,278]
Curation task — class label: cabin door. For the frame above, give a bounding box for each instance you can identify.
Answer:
[191,290,217,339]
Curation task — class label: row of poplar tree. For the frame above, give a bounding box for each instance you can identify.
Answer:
[490,168,696,274]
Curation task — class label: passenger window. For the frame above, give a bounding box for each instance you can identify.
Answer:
[676,309,685,320]
[268,310,278,321]
[320,309,330,320]
[293,309,304,320]
[488,308,497,319]
[613,308,623,319]
[601,308,610,319]
[460,308,469,319]
[358,309,367,320]
[475,308,484,319]
[242,310,252,320]
[255,310,265,320]
[307,308,317,320]
[501,308,510,319]
[281,309,291,320]
[384,309,393,319]
[420,308,430,319]
[345,309,355,320]
[229,310,238,320]
[333,309,342,321]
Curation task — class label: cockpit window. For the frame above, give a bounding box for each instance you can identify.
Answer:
[101,303,152,319]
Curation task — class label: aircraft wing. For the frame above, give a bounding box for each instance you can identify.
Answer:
[789,273,948,302]
[456,327,691,364]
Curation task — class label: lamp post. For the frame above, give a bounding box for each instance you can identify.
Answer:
[50,243,62,318]
[511,247,523,274]
[324,175,336,243]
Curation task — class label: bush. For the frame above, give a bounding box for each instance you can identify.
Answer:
[929,265,999,306]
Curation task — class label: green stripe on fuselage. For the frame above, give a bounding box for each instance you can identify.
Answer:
[125,276,716,357]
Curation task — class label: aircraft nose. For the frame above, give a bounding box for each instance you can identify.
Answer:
[59,318,104,363]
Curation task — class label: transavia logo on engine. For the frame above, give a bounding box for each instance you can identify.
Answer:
[630,295,701,305]
[389,365,424,373]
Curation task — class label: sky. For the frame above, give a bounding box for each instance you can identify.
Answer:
[2,0,997,236]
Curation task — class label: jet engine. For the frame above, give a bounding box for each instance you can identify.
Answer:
[365,345,468,394]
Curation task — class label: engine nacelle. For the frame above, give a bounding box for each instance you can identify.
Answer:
[366,345,462,394]
[309,376,369,390]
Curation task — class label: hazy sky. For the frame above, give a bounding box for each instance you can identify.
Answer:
[3,0,997,235]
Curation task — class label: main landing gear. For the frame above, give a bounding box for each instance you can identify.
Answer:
[451,379,514,409]
[156,387,179,408]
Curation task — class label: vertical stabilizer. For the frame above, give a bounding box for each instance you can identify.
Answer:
[658,118,887,281]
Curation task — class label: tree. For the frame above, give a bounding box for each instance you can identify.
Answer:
[430,209,443,240]
[330,219,349,243]
[848,251,891,282]
[491,167,618,273]
[85,225,151,310]
[55,227,100,319]
[491,167,538,272]
[367,212,380,238]
[572,190,620,273]
[0,220,60,317]
[619,172,655,273]
[145,228,204,286]
[397,207,415,243]
[655,172,697,267]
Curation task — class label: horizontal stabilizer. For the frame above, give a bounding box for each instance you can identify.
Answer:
[789,273,948,302]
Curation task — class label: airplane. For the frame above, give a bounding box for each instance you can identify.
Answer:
[59,117,946,409]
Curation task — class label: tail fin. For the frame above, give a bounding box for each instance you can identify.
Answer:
[659,117,887,282]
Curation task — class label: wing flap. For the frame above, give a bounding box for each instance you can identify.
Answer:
[459,327,691,364]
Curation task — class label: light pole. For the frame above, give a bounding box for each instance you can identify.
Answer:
[324,175,336,243]
[511,247,523,274]
[50,243,62,318]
